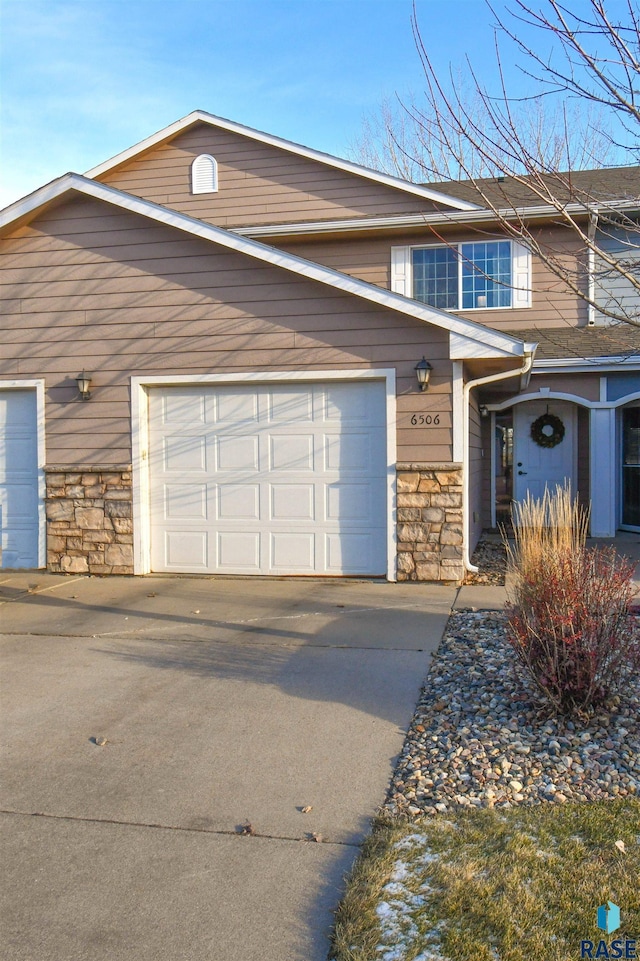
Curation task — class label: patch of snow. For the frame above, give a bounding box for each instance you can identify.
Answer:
[376,901,395,919]
[379,948,406,961]
[394,834,432,851]
[417,851,439,865]
[383,882,407,896]
[390,860,410,882]
[375,837,443,961]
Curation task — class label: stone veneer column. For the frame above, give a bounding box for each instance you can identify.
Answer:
[396,463,464,583]
[45,467,133,575]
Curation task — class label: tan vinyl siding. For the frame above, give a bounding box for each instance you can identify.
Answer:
[98,124,447,228]
[523,373,601,402]
[279,226,589,331]
[0,195,453,466]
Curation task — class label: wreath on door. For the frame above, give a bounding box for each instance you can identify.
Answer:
[530,412,565,448]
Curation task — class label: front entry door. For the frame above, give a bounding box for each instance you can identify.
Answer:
[621,405,640,529]
[514,400,576,502]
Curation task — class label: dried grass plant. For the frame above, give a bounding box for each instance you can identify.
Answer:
[505,483,590,592]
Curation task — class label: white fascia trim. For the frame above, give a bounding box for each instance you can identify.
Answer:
[0,174,524,359]
[236,213,478,238]
[533,356,640,373]
[131,369,397,581]
[450,331,523,360]
[84,110,479,212]
[236,199,640,239]
[0,379,47,568]
[0,173,80,223]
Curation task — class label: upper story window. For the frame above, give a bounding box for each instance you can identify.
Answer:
[391,240,531,310]
[191,154,218,194]
[592,226,640,325]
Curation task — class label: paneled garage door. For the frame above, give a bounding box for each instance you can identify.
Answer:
[148,382,388,575]
[0,390,40,569]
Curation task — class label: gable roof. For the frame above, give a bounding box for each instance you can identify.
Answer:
[425,166,640,210]
[0,173,527,360]
[84,110,480,213]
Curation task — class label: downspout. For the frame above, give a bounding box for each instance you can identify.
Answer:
[462,347,536,573]
[587,208,598,326]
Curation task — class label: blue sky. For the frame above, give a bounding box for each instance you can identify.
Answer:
[0,0,629,208]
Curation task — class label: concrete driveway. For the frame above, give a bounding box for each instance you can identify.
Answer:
[0,573,455,961]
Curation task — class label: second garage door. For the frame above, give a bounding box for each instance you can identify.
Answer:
[148,381,388,575]
[0,389,40,569]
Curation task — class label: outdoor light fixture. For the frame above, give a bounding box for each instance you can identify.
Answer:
[75,371,92,400]
[414,357,433,392]
[480,405,489,418]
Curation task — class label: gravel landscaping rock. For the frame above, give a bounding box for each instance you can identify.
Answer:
[464,536,507,585]
[386,611,640,816]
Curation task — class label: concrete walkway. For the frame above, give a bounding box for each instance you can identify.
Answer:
[0,575,455,961]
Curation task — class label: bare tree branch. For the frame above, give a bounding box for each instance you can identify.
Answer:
[349,0,640,330]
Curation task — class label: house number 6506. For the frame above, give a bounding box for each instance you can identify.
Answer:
[410,414,440,426]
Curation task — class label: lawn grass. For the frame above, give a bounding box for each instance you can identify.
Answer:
[331,799,640,961]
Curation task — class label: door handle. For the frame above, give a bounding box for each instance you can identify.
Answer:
[518,470,527,475]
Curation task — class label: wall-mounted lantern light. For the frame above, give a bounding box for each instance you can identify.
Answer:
[414,357,433,392]
[480,405,489,418]
[75,371,92,401]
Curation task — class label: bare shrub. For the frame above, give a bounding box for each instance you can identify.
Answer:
[505,485,639,714]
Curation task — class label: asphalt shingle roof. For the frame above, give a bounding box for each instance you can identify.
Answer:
[504,324,640,360]
[426,167,640,210]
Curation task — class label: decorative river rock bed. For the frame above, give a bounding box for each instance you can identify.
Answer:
[385,610,640,816]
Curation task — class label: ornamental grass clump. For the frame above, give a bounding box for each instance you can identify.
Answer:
[504,485,639,715]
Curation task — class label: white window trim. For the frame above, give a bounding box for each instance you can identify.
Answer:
[191,154,218,194]
[0,379,47,568]
[391,240,531,311]
[131,369,397,580]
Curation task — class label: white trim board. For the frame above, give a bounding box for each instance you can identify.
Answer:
[485,387,640,411]
[131,369,398,580]
[533,357,640,373]
[235,200,640,241]
[84,110,479,212]
[0,174,526,360]
[452,362,464,463]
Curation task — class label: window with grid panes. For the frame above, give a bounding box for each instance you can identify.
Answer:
[412,240,513,309]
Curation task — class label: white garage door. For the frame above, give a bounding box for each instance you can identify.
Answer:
[0,390,40,569]
[148,381,388,575]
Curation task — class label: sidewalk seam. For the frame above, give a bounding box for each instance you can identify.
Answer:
[0,808,361,848]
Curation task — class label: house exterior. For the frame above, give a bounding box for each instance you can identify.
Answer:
[0,110,638,580]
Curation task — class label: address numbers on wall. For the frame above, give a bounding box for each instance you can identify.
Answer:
[410,413,441,426]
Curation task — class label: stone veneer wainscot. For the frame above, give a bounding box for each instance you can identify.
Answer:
[396,463,464,583]
[45,467,134,575]
[45,463,463,581]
